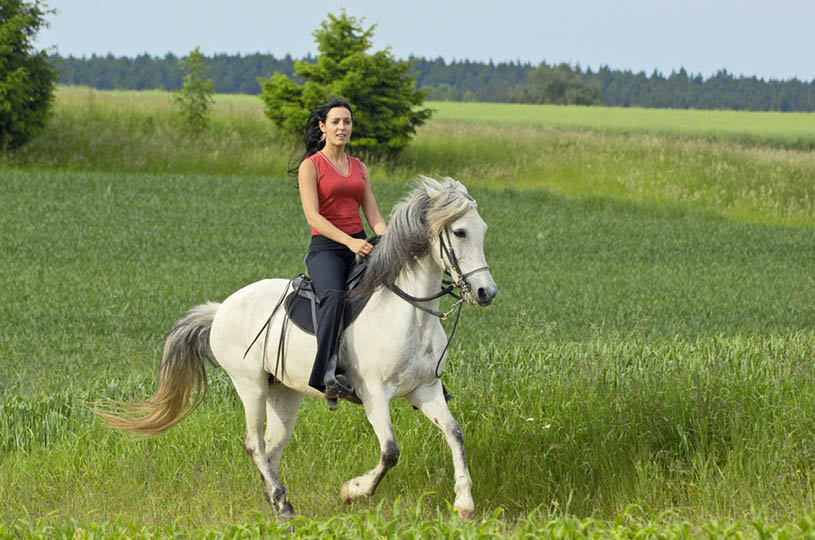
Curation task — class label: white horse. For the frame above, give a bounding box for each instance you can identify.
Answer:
[97,176,498,520]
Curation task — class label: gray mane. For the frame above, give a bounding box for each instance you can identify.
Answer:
[351,176,476,301]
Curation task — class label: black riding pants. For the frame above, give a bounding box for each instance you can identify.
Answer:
[305,230,365,392]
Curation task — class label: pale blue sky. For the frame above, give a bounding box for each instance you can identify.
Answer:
[36,0,815,81]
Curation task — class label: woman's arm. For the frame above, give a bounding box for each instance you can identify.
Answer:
[359,162,387,236]
[298,159,370,254]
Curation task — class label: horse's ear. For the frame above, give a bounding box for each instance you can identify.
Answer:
[419,175,441,198]
[439,176,469,196]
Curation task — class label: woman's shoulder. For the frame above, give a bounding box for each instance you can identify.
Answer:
[299,156,318,173]
[303,152,325,174]
[306,151,324,165]
[350,156,368,175]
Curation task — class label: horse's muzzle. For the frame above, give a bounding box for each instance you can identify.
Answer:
[475,284,498,306]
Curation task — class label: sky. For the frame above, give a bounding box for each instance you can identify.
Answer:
[36,0,815,81]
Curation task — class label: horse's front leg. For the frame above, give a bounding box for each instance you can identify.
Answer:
[408,381,475,520]
[340,392,399,503]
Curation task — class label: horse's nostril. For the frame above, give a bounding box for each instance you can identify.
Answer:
[477,287,491,304]
[475,285,497,306]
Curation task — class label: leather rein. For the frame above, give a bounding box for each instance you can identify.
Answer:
[386,228,490,377]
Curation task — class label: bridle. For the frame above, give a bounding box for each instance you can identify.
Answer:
[387,228,490,319]
[386,227,491,377]
[439,227,491,304]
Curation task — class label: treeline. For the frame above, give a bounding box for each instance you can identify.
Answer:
[51,53,815,112]
[593,66,815,112]
[53,52,298,95]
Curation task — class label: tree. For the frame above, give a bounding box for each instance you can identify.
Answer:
[174,46,214,134]
[259,11,431,160]
[0,0,57,150]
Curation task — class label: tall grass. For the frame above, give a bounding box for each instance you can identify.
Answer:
[429,101,815,151]
[5,506,815,539]
[7,506,815,539]
[5,336,815,522]
[3,87,290,175]
[3,86,813,226]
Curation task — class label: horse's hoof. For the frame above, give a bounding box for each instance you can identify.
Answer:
[275,500,295,520]
[454,504,475,521]
[340,481,353,504]
[276,511,295,523]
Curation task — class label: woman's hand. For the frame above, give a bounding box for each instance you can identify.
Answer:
[347,238,374,257]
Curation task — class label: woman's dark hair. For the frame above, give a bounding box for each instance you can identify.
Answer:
[288,97,353,177]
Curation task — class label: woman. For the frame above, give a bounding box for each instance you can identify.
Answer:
[296,97,387,405]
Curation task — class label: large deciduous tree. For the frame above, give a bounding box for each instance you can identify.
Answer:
[0,0,57,151]
[259,11,431,160]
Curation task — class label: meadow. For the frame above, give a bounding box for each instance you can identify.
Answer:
[430,101,815,152]
[1,87,815,538]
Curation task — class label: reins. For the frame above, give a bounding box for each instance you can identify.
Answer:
[387,228,490,377]
[387,279,459,319]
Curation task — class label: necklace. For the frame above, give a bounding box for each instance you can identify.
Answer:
[319,151,350,176]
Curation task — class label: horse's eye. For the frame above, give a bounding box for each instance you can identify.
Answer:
[453,229,466,238]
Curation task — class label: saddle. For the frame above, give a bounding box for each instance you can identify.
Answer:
[283,254,373,335]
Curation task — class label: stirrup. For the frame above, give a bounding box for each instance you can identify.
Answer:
[325,373,354,398]
[325,393,362,410]
[324,373,354,411]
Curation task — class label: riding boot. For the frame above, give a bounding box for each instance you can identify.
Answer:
[308,290,344,391]
[323,352,354,411]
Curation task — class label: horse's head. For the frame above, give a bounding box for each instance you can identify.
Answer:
[421,177,498,307]
[354,176,498,307]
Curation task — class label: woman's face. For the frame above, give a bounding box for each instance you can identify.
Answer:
[320,106,353,147]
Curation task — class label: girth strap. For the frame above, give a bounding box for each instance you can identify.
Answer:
[243,275,312,380]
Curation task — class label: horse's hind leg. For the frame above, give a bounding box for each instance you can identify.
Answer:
[408,381,474,520]
[264,383,302,476]
[232,374,295,517]
[340,392,399,503]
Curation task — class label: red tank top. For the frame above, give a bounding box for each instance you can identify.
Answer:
[307,151,365,236]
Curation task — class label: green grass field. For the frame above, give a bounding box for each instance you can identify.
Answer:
[1,87,815,538]
[429,101,815,151]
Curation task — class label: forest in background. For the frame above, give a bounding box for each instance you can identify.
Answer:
[51,52,815,112]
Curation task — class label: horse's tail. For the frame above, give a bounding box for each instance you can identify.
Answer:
[93,302,220,437]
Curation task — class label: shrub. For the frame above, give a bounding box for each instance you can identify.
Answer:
[259,11,432,160]
[174,46,214,134]
[0,0,57,150]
